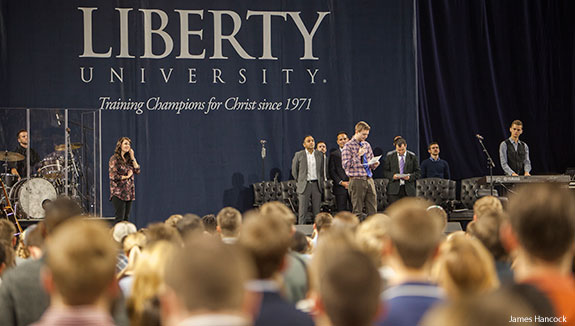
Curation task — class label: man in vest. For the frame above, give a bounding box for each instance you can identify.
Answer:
[499,120,531,176]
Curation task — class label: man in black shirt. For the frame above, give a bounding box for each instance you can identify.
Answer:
[9,130,40,179]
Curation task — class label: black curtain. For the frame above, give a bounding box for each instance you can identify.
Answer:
[417,0,575,180]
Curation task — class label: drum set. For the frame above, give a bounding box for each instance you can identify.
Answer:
[1,142,83,220]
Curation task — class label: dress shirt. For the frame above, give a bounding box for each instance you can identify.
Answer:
[499,137,531,175]
[31,306,114,326]
[305,150,318,181]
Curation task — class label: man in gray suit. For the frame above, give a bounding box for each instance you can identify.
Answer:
[292,135,325,224]
[383,137,421,204]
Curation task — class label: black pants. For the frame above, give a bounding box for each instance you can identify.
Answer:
[334,192,352,212]
[111,196,132,224]
[388,185,407,205]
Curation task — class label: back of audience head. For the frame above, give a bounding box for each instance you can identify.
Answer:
[43,197,84,235]
[145,222,182,245]
[216,207,242,238]
[291,230,310,254]
[161,236,254,325]
[118,231,147,279]
[174,214,205,239]
[384,198,442,271]
[467,210,508,261]
[333,211,360,228]
[164,214,183,228]
[129,240,177,325]
[434,232,499,299]
[315,212,333,233]
[239,212,291,279]
[421,285,538,326]
[427,205,447,233]
[112,221,137,244]
[201,214,217,234]
[0,220,16,268]
[314,248,382,326]
[473,195,503,221]
[506,184,575,267]
[356,213,390,269]
[0,241,7,276]
[43,219,117,306]
[259,201,296,230]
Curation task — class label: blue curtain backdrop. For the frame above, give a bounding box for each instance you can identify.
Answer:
[0,0,417,226]
[416,0,575,180]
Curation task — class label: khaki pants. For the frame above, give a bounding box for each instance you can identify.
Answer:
[348,178,377,219]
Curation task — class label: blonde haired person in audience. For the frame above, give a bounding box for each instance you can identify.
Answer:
[356,213,393,286]
[160,235,255,326]
[473,195,503,221]
[376,198,444,326]
[32,220,118,326]
[216,207,242,244]
[112,221,137,274]
[118,231,147,297]
[426,205,447,233]
[239,212,314,326]
[128,240,176,326]
[164,214,183,228]
[467,210,514,283]
[333,211,360,228]
[433,232,499,299]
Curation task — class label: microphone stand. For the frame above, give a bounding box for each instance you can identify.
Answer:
[476,136,495,196]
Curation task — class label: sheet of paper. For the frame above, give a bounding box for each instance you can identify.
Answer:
[367,155,382,165]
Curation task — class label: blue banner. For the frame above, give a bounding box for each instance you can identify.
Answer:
[1,0,417,226]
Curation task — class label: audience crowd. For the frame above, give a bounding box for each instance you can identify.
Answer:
[0,183,574,326]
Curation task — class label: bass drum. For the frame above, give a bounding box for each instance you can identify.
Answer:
[9,178,57,219]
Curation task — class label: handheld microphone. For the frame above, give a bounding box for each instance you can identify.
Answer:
[475,134,484,140]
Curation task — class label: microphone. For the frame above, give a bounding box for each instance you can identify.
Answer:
[260,140,266,159]
[475,134,484,140]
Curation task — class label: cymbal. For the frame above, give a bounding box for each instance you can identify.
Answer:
[0,151,25,162]
[54,143,83,151]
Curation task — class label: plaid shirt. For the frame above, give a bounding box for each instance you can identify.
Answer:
[342,138,374,177]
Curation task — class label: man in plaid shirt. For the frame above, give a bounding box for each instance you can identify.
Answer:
[341,121,380,219]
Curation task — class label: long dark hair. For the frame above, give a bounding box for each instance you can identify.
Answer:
[114,137,133,164]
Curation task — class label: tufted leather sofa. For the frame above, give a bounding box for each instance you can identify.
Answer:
[416,178,456,205]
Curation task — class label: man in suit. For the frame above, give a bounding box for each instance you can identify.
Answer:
[383,137,421,204]
[292,135,324,225]
[329,131,351,212]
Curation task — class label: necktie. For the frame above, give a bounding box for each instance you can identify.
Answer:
[399,155,405,174]
[362,152,372,177]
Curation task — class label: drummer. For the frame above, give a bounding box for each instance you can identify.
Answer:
[8,130,40,179]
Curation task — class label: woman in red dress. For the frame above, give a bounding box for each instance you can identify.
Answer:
[109,137,140,224]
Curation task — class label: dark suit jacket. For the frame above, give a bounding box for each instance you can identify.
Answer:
[254,291,315,326]
[291,149,324,194]
[328,148,349,195]
[383,151,421,196]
